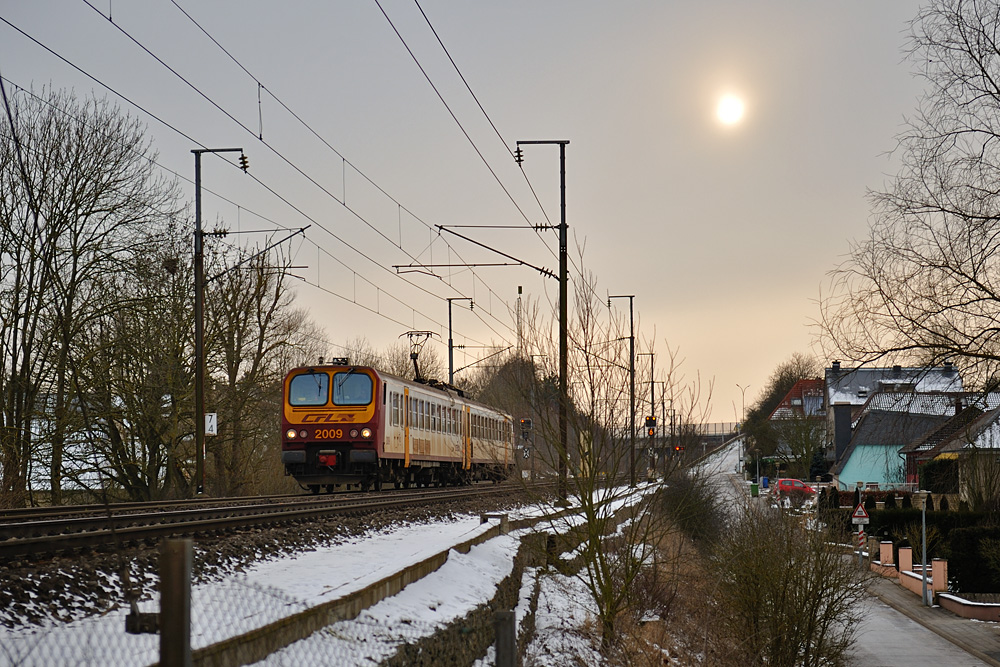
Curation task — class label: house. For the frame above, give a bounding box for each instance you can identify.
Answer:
[824,361,963,465]
[897,394,1000,486]
[767,379,825,477]
[919,396,1000,508]
[830,405,951,490]
[770,378,824,420]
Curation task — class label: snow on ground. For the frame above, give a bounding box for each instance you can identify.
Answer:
[1,485,657,666]
[522,572,604,667]
[1,516,496,666]
[252,532,522,665]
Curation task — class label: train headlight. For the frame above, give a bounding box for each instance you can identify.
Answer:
[285,429,297,440]
[350,429,359,438]
[361,428,373,439]
[299,430,308,439]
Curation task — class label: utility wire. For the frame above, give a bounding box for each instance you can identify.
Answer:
[5,9,514,345]
[0,71,501,351]
[167,0,517,331]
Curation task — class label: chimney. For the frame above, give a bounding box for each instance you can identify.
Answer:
[944,360,954,374]
[833,402,853,463]
[832,360,841,372]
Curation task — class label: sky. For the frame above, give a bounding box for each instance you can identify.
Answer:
[0,1,928,423]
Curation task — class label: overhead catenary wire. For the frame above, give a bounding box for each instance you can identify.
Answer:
[6,6,626,368]
[0,13,515,350]
[165,0,519,330]
[0,71,502,353]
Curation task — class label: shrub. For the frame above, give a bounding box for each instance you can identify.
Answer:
[710,506,869,667]
[920,457,959,494]
[949,526,1000,593]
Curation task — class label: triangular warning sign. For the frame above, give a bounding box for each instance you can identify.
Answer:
[852,504,869,520]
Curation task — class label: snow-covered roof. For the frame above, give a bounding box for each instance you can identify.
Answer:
[825,363,962,406]
[769,378,824,421]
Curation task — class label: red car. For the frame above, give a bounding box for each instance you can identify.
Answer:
[774,478,816,495]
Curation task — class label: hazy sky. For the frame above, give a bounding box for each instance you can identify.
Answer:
[1,1,927,422]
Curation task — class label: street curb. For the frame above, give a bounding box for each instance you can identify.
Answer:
[870,585,1000,667]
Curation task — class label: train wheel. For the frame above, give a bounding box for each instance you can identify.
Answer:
[308,485,320,494]
[374,476,383,492]
[325,484,334,494]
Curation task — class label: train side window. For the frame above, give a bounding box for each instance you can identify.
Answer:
[288,372,329,406]
[431,403,437,432]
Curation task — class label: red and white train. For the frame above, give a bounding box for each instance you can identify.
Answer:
[280,359,514,493]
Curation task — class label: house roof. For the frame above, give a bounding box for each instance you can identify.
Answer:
[830,410,949,476]
[937,405,1000,453]
[899,405,984,457]
[769,378,824,420]
[825,362,962,407]
[854,391,966,423]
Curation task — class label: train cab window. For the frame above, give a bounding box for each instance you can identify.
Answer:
[332,372,373,406]
[391,393,400,426]
[288,372,329,406]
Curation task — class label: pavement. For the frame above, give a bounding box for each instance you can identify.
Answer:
[716,459,1000,666]
[867,574,1000,667]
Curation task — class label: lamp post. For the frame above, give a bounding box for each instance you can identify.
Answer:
[447,297,473,385]
[608,294,635,487]
[916,490,931,606]
[517,139,569,501]
[737,383,750,477]
[192,147,245,496]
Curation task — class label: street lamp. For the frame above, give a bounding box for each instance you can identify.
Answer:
[447,297,473,385]
[737,383,750,477]
[608,294,635,487]
[915,489,931,606]
[193,147,246,496]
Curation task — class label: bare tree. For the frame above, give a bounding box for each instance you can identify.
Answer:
[821,0,1000,384]
[508,261,711,651]
[0,88,180,507]
[205,244,302,496]
[710,505,871,666]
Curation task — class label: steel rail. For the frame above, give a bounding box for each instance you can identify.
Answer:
[0,485,517,560]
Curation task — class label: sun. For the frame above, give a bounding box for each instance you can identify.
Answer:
[716,94,745,125]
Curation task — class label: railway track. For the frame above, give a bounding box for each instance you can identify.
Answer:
[0,483,519,560]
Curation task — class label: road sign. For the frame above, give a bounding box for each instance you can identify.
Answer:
[851,503,870,525]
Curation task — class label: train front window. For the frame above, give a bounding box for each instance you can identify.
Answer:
[332,372,373,406]
[288,372,329,406]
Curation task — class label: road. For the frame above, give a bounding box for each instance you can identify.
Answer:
[696,440,991,667]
